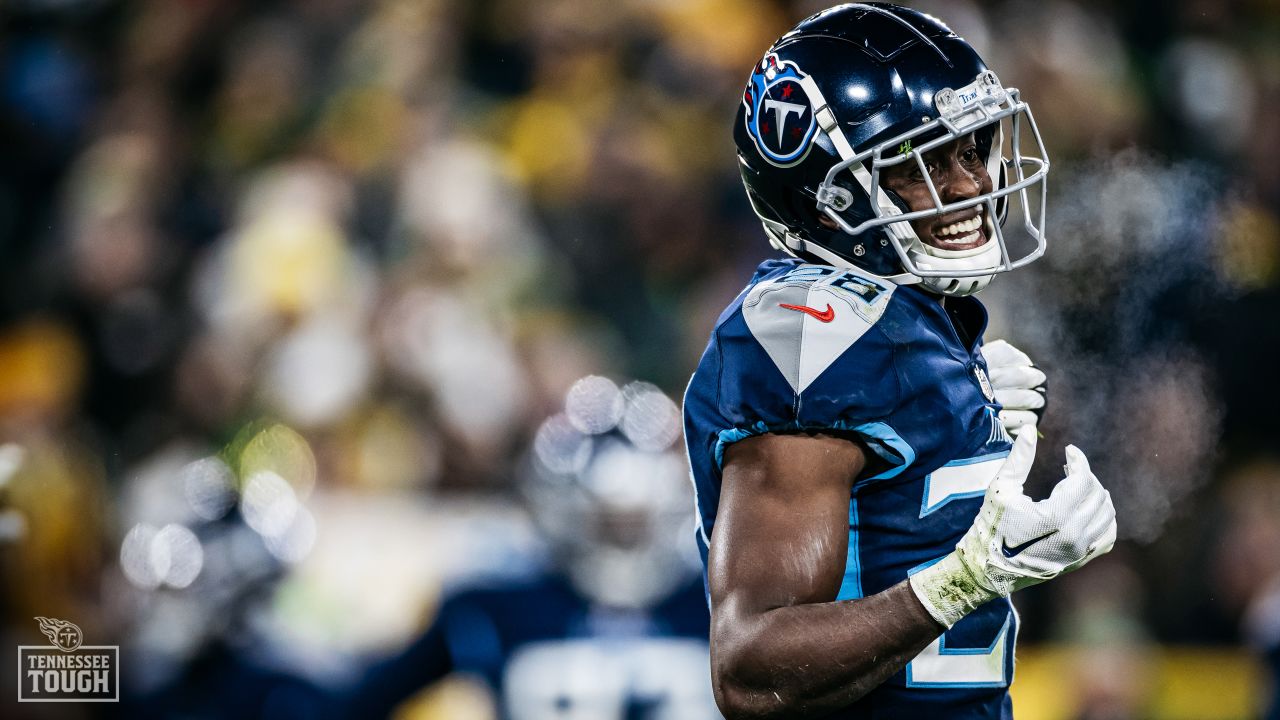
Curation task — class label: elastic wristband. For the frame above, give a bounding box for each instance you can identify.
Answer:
[907,552,997,628]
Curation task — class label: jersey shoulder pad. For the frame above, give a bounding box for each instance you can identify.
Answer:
[734,263,896,395]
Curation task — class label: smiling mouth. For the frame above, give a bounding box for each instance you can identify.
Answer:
[930,210,988,251]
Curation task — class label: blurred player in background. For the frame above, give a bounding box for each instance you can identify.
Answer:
[683,4,1116,718]
[340,377,719,719]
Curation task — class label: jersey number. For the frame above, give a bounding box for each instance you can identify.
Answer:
[906,611,1011,687]
[909,453,1013,686]
[503,637,718,719]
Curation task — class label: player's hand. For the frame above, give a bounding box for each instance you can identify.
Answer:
[908,430,1116,627]
[982,339,1046,436]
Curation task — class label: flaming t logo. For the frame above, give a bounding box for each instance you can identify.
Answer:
[35,616,83,652]
[743,53,817,167]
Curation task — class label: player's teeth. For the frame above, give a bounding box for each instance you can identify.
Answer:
[941,230,980,245]
[941,217,981,236]
[938,216,982,237]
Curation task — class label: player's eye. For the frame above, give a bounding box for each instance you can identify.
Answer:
[961,147,981,165]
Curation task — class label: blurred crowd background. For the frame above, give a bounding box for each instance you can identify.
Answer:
[1,0,1278,718]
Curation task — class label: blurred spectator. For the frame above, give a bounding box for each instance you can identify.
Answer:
[0,0,1277,716]
[337,377,715,719]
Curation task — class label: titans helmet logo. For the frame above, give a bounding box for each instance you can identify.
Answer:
[743,54,818,167]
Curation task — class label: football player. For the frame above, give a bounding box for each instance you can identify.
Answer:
[682,4,1117,718]
[340,378,720,719]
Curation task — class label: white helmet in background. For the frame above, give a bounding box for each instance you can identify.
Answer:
[525,376,697,610]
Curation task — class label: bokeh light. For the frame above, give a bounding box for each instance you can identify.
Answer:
[619,381,682,452]
[533,413,594,476]
[240,470,301,540]
[0,0,1277,717]
[181,456,237,522]
[565,375,625,435]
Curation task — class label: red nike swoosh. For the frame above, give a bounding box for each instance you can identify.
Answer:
[778,302,835,322]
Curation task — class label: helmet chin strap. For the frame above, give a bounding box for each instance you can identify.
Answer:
[911,244,999,296]
[907,213,1002,296]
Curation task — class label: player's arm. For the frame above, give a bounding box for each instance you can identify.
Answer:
[708,432,943,719]
[710,429,1118,720]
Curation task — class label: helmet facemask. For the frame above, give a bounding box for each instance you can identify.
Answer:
[812,71,1050,296]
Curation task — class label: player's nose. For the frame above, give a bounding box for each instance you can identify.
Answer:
[937,159,981,202]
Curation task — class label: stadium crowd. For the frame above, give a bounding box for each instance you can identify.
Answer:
[1,0,1278,717]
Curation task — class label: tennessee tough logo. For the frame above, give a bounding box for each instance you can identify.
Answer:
[743,53,817,167]
[20,616,118,701]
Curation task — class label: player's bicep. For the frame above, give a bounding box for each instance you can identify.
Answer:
[709,432,865,618]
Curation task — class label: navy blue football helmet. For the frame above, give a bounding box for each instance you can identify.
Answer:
[735,3,1050,295]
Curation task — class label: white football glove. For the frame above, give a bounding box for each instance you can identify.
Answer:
[983,339,1047,436]
[908,430,1117,628]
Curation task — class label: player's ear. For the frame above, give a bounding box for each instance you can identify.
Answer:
[818,214,839,230]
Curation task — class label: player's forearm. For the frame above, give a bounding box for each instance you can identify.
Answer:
[711,580,943,720]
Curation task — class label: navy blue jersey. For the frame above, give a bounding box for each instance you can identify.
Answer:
[684,258,1017,719]
[342,570,719,719]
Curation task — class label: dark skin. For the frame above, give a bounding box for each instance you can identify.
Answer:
[885,131,994,252]
[710,135,994,719]
[819,132,994,253]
